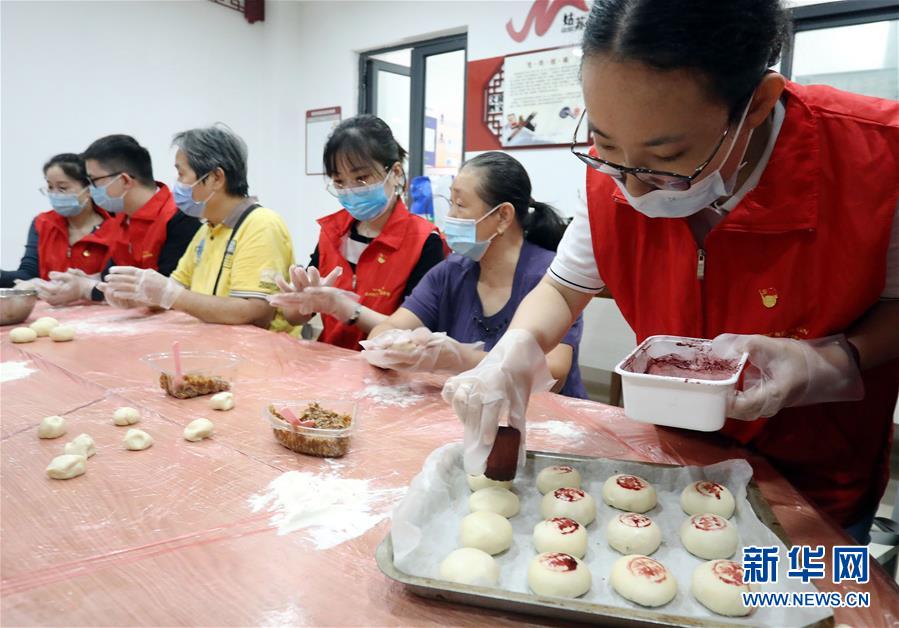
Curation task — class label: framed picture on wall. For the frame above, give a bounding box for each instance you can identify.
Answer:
[467,45,589,151]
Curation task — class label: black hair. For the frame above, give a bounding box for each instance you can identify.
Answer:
[582,0,791,117]
[81,134,155,186]
[43,153,90,187]
[461,151,568,252]
[323,114,407,177]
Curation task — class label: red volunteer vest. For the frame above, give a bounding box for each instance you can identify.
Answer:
[588,82,899,526]
[34,207,120,279]
[111,182,178,270]
[316,200,441,350]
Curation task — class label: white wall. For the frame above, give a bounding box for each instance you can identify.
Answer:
[1,0,307,264]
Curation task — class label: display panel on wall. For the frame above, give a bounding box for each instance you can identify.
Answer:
[466,45,589,151]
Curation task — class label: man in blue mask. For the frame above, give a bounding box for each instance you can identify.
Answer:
[42,135,201,305]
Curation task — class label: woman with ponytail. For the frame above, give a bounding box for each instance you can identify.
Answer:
[366,151,586,399]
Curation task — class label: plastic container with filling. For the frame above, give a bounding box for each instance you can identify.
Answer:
[614,335,748,431]
[265,399,357,458]
[140,350,242,399]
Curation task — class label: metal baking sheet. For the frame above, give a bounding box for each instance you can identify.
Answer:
[376,450,833,628]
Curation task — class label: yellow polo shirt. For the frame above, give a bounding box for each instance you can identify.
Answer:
[171,201,296,333]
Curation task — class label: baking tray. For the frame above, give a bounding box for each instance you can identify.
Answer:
[376,450,833,628]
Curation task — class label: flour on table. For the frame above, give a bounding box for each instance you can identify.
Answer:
[355,378,425,407]
[249,470,405,549]
[1,361,37,383]
[529,420,586,441]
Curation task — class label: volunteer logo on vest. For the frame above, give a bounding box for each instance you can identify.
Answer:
[365,287,391,298]
[377,254,387,264]
[759,288,778,308]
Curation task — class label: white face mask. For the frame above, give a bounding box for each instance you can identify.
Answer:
[613,100,754,219]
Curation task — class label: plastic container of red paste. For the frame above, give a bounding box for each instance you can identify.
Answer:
[614,335,748,431]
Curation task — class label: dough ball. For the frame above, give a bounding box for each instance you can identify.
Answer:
[467,474,512,491]
[533,517,588,558]
[536,464,582,494]
[113,407,141,426]
[391,339,418,354]
[469,487,519,518]
[681,481,736,518]
[527,552,591,598]
[63,433,96,458]
[602,474,657,513]
[49,325,75,342]
[692,560,757,616]
[124,428,153,451]
[680,513,738,559]
[10,327,37,343]
[611,555,677,607]
[183,418,215,442]
[29,317,59,337]
[460,511,513,555]
[209,391,235,411]
[37,415,67,439]
[606,512,662,556]
[439,547,500,587]
[46,454,86,480]
[540,488,596,526]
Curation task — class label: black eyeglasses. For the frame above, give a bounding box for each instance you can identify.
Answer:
[87,172,123,187]
[569,110,734,192]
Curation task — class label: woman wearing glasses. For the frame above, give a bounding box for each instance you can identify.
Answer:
[272,115,446,349]
[365,151,586,398]
[1,154,121,291]
[445,0,898,543]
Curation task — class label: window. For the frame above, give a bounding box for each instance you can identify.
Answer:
[359,35,467,180]
[784,1,898,100]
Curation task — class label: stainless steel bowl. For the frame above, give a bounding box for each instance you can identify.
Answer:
[0,288,38,326]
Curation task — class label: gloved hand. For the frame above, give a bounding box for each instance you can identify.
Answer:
[42,269,99,306]
[95,282,143,309]
[267,286,359,321]
[276,265,343,293]
[13,278,51,297]
[441,329,556,474]
[271,265,344,320]
[360,327,483,374]
[102,266,184,309]
[712,333,864,420]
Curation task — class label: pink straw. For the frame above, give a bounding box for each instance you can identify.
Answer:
[279,406,315,428]
[279,406,300,426]
[172,341,184,388]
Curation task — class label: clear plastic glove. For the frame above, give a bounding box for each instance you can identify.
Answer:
[360,327,483,374]
[103,266,184,309]
[272,265,343,320]
[441,329,556,475]
[95,282,143,309]
[13,278,54,298]
[267,286,358,321]
[42,269,98,306]
[712,333,864,420]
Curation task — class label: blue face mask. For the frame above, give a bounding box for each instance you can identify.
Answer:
[335,178,393,222]
[173,173,213,218]
[89,175,125,214]
[443,204,501,262]
[48,190,88,217]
